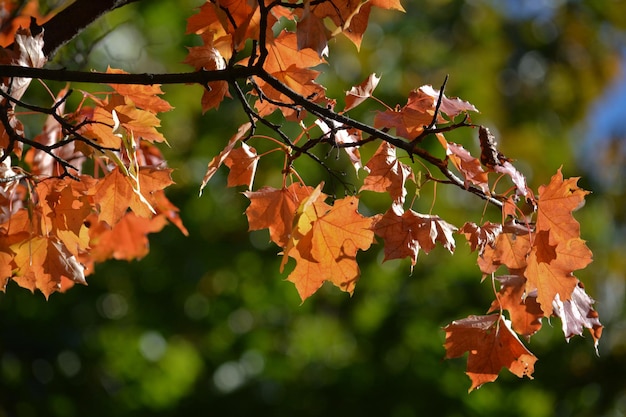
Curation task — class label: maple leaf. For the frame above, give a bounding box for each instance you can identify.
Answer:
[113,104,168,143]
[91,167,172,226]
[0,250,13,292]
[344,73,381,112]
[373,206,456,269]
[488,274,544,338]
[552,281,602,353]
[79,106,122,149]
[283,192,374,301]
[477,232,531,276]
[444,314,537,391]
[88,212,169,262]
[370,0,406,12]
[375,86,477,140]
[186,0,259,52]
[536,168,589,243]
[252,30,326,118]
[244,183,315,248]
[360,142,413,206]
[200,122,252,195]
[34,178,94,255]
[460,221,502,255]
[11,236,86,299]
[224,142,258,190]
[436,135,489,193]
[525,232,592,317]
[106,67,172,113]
[184,31,230,112]
[297,1,330,57]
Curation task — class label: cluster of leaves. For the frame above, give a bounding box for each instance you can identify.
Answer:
[0,25,186,296]
[0,0,601,390]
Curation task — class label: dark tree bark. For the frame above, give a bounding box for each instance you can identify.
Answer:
[35,0,141,57]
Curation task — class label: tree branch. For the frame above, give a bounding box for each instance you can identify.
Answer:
[37,0,142,57]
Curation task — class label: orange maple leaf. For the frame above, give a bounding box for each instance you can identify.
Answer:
[525,232,591,316]
[88,212,168,262]
[373,206,456,269]
[244,183,315,248]
[184,31,231,112]
[444,314,537,392]
[523,170,593,316]
[360,142,413,206]
[186,0,259,52]
[11,236,85,299]
[488,274,544,338]
[106,67,173,113]
[33,178,94,256]
[477,232,531,276]
[535,168,589,243]
[283,192,374,301]
[224,143,258,190]
[0,250,13,291]
[91,167,172,226]
[200,122,252,194]
[253,30,326,118]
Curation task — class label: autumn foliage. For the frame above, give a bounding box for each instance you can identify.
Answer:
[0,0,601,391]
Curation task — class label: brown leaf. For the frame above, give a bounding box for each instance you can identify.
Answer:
[373,206,456,269]
[360,142,413,206]
[344,73,381,112]
[297,2,329,57]
[437,135,489,193]
[488,274,544,338]
[460,221,502,255]
[184,31,231,112]
[444,314,537,391]
[200,122,252,194]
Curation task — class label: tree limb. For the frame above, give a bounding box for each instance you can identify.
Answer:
[35,0,142,57]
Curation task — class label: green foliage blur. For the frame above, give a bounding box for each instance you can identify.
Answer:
[1,0,626,416]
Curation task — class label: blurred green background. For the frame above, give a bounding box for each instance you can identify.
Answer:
[2,0,626,416]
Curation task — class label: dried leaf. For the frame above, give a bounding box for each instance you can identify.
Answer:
[552,281,603,353]
[344,73,381,112]
[360,142,413,206]
[444,314,537,391]
[488,274,544,338]
[200,122,252,194]
[373,206,456,269]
